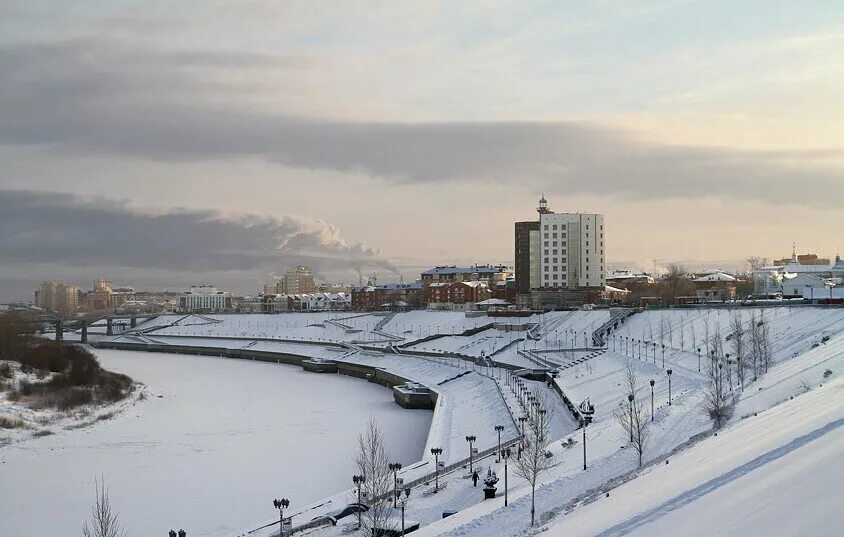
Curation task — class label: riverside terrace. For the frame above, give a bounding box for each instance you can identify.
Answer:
[48,306,844,536]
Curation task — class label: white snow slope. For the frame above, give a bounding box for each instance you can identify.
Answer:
[543,376,844,537]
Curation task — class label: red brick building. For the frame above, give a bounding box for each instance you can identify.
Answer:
[351,283,424,311]
[424,281,492,310]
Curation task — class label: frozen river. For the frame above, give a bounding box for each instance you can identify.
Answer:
[0,349,432,537]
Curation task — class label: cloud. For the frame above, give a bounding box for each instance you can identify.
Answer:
[1,38,842,209]
[0,190,397,289]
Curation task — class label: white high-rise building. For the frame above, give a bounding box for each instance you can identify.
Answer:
[537,203,605,290]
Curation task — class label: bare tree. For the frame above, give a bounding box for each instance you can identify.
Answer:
[760,312,772,373]
[513,389,556,527]
[702,356,732,429]
[663,263,688,303]
[667,316,674,348]
[702,312,711,360]
[687,319,696,357]
[353,418,395,536]
[614,360,650,468]
[729,312,746,387]
[678,314,685,351]
[749,311,761,381]
[745,257,769,274]
[82,477,127,537]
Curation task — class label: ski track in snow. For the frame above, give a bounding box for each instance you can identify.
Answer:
[594,416,844,537]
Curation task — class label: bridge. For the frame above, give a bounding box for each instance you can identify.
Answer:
[36,313,160,343]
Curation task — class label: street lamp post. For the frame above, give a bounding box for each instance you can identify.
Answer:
[725,353,733,392]
[518,416,527,452]
[667,369,673,405]
[396,486,411,536]
[494,425,504,462]
[582,418,589,470]
[501,447,511,506]
[649,379,655,421]
[661,344,665,368]
[627,393,634,442]
[697,347,701,372]
[430,447,442,492]
[466,435,477,473]
[273,498,290,537]
[352,475,365,527]
[389,462,403,508]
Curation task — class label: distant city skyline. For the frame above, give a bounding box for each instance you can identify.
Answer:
[1,1,842,300]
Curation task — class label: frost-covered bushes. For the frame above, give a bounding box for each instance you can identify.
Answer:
[0,362,12,379]
[6,344,132,410]
[0,415,25,429]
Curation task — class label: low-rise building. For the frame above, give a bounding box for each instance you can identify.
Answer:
[693,272,737,302]
[606,270,655,287]
[264,292,352,312]
[424,280,492,311]
[351,283,423,311]
[754,252,844,296]
[179,285,232,313]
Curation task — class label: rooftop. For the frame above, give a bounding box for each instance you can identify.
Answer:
[422,265,508,276]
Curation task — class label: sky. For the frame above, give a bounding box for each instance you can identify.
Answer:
[1,0,842,300]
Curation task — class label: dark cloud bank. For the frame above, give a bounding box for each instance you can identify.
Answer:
[0,190,396,300]
[0,39,841,208]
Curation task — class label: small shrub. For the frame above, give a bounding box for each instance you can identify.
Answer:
[31,429,54,437]
[0,415,24,429]
[18,378,33,396]
[0,362,12,379]
[57,388,94,410]
[824,369,833,378]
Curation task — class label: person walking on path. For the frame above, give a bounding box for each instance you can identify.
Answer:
[472,471,479,487]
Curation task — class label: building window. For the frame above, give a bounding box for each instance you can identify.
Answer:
[544,225,548,230]
[553,266,558,272]
[552,233,558,238]
[553,241,558,247]
[544,233,549,239]
[544,241,549,246]
[545,258,549,264]
[544,249,549,255]
[552,249,557,255]
[552,224,557,230]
